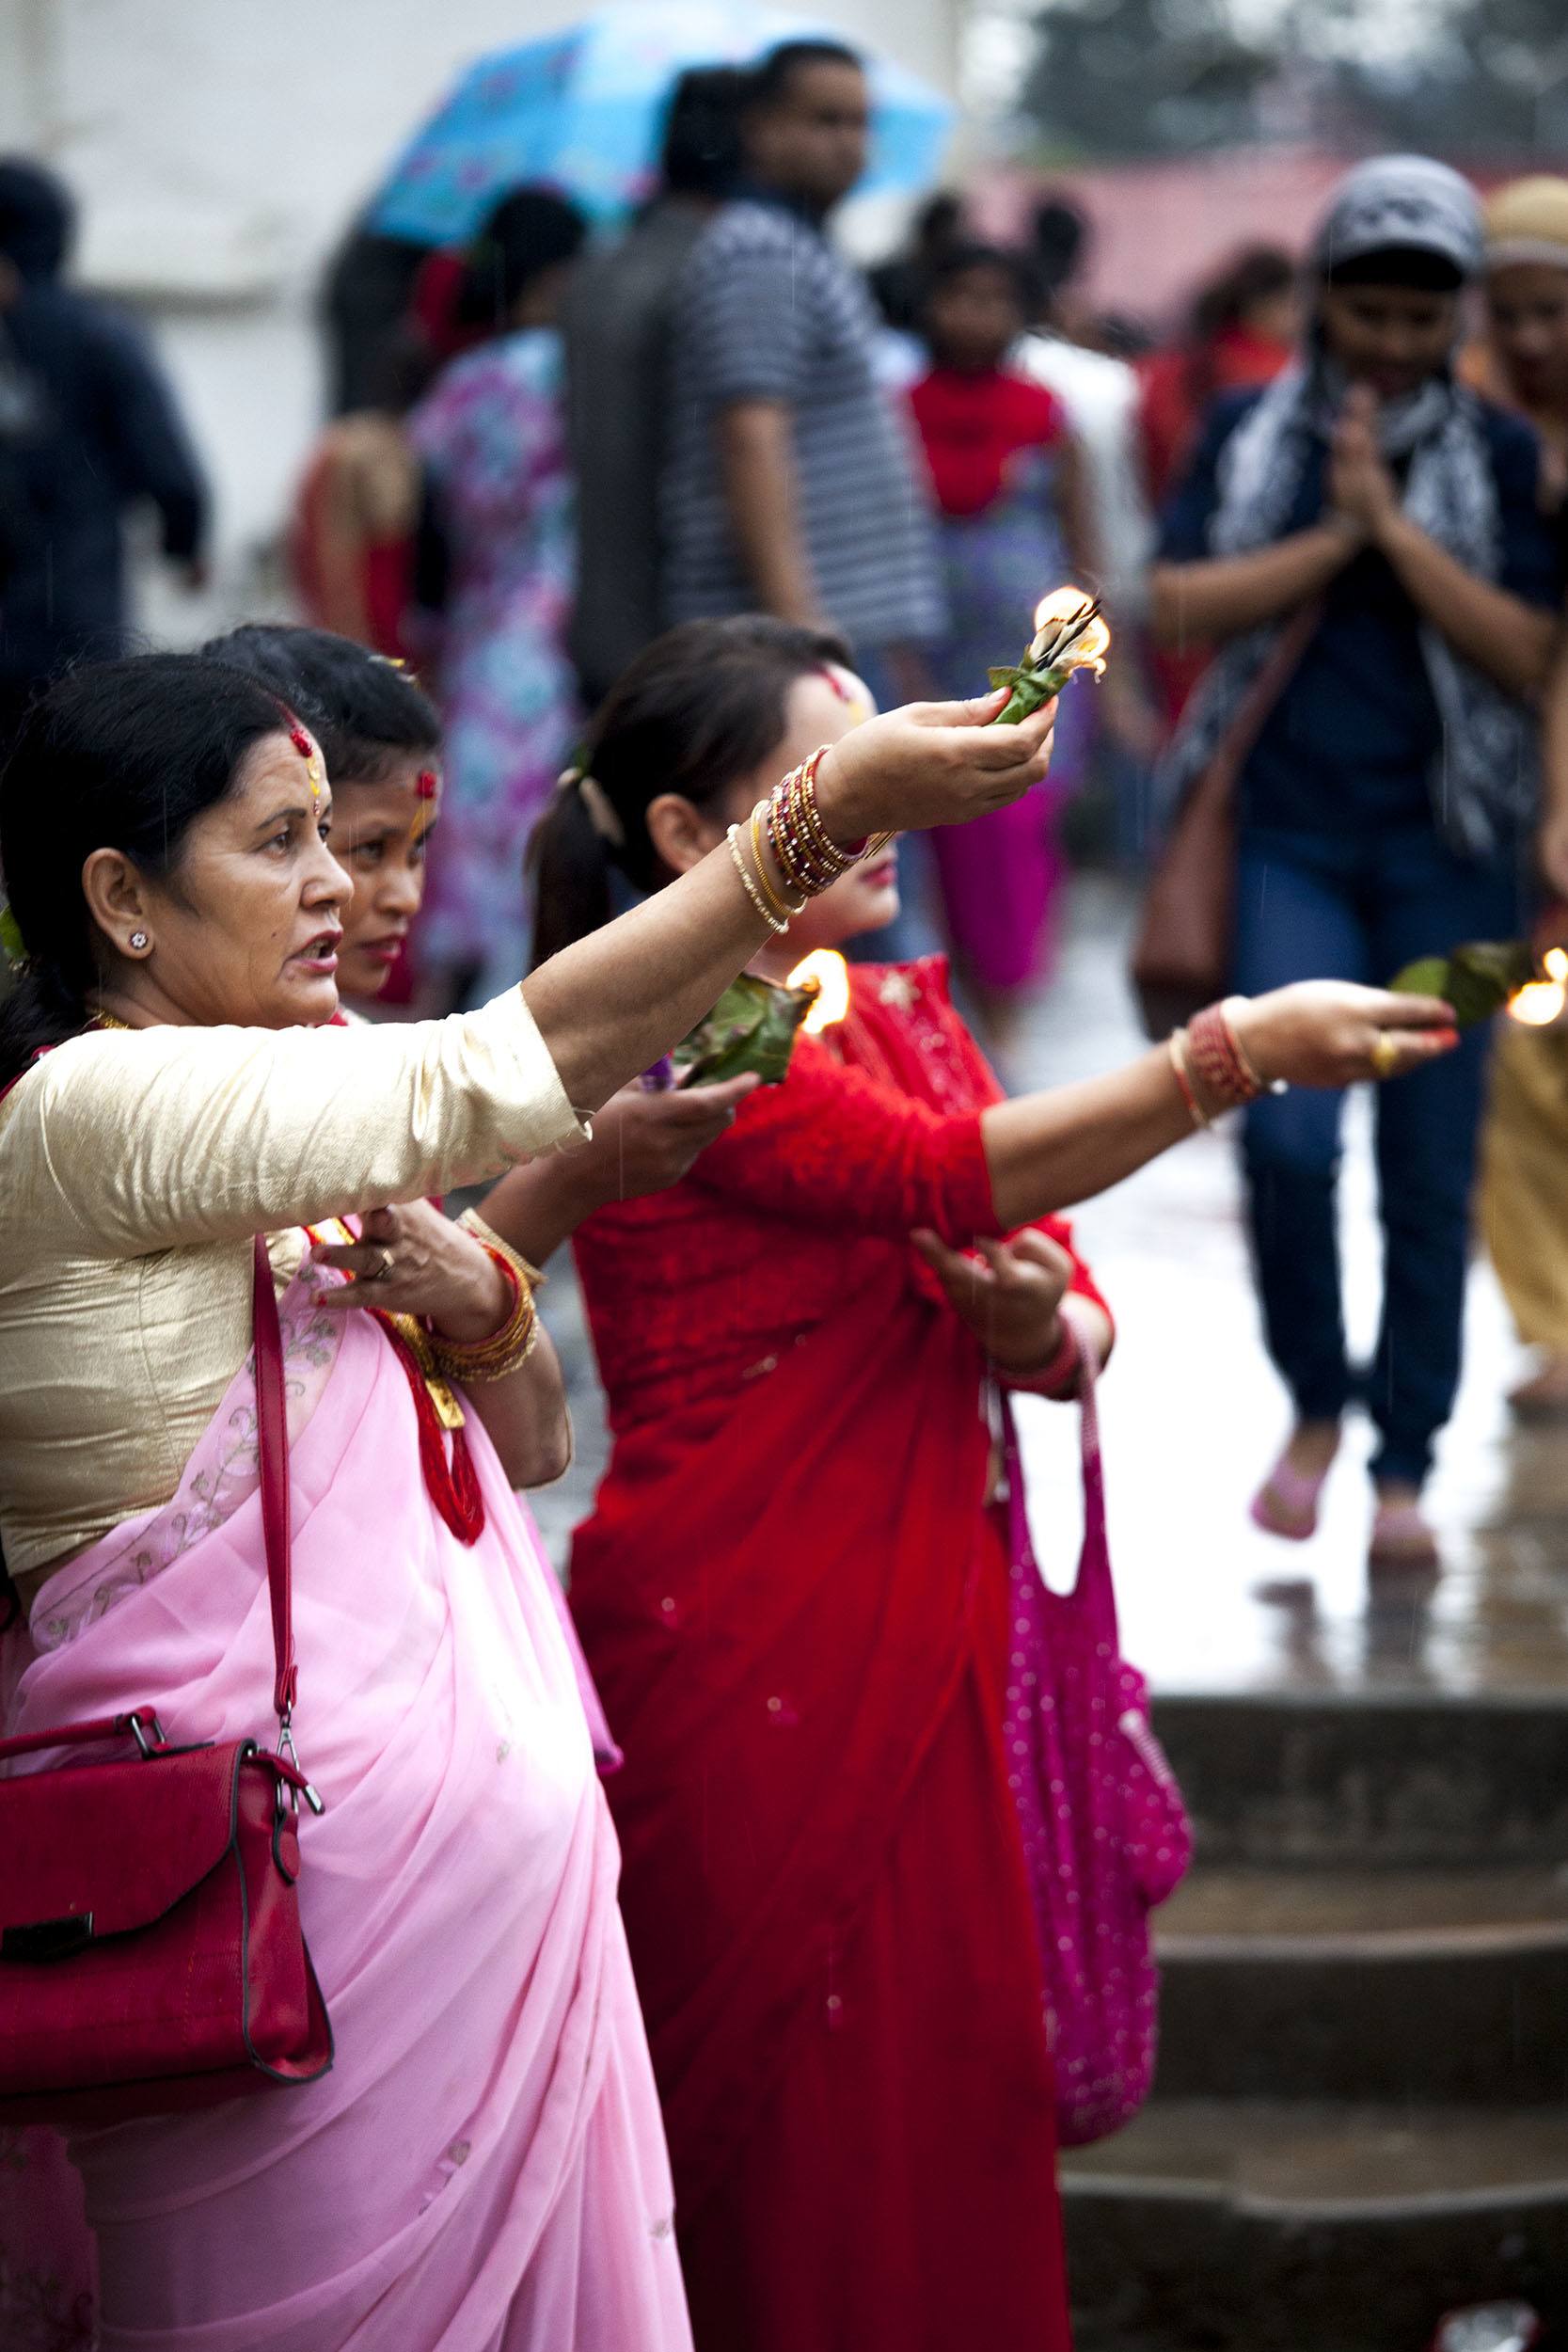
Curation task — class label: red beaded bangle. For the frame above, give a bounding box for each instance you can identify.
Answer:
[1006,1313,1082,1399]
[1187,1002,1264,1112]
[1168,1030,1210,1128]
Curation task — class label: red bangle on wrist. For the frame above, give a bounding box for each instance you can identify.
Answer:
[1006,1315,1081,1398]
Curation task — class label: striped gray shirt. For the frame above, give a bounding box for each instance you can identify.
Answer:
[660,199,942,649]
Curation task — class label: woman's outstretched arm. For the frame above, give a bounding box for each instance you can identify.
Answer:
[980,983,1453,1229]
[520,697,1055,1113]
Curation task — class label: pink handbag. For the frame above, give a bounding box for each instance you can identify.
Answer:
[999,1323,1193,2146]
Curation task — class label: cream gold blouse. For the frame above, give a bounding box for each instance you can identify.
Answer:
[0,992,583,1575]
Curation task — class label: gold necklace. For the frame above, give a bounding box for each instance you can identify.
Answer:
[88,1009,133,1032]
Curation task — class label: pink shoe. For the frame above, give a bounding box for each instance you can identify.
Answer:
[1250,1455,1330,1543]
[1369,1499,1441,1574]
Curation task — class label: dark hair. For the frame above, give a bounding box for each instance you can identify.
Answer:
[0,654,290,1085]
[0,155,73,282]
[914,192,965,256]
[455,185,588,333]
[1190,244,1296,342]
[1182,244,1297,410]
[746,39,863,114]
[1325,246,1465,294]
[659,66,746,199]
[1031,196,1088,297]
[531,615,849,966]
[924,240,1040,314]
[203,624,440,787]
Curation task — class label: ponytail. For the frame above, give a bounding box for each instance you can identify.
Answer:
[530,776,617,970]
[527,616,850,968]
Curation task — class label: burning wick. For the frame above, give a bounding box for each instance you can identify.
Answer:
[786,948,851,1035]
[991,587,1112,726]
[1029,588,1111,676]
[1510,946,1568,1026]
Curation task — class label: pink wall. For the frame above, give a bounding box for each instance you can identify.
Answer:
[972,149,1516,328]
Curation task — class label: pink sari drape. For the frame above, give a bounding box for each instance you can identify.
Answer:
[0,1264,690,2352]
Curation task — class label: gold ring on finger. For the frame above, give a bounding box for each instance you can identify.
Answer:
[1370,1031,1400,1082]
[362,1248,394,1282]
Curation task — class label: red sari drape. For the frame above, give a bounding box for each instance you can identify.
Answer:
[570,960,1104,2352]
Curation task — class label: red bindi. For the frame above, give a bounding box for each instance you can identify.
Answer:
[290,726,313,759]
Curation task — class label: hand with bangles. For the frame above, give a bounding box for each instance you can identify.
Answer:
[1224,981,1459,1093]
[308,1201,511,1338]
[911,1228,1110,1391]
[307,1202,572,1489]
[813,689,1056,840]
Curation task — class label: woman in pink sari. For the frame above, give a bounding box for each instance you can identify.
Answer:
[0,651,1059,2348]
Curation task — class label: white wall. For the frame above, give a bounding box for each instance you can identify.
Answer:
[0,0,962,635]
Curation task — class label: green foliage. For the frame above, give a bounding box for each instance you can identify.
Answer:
[1390,939,1539,1028]
[1022,0,1568,163]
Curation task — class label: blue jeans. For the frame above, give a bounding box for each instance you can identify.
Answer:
[1233,825,1520,1489]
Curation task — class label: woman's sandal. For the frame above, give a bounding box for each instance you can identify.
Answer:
[1250,1455,1331,1543]
[1368,1498,1441,1574]
[1508,1357,1568,1424]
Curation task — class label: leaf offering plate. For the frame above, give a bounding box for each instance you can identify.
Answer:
[672,972,820,1087]
[1390,939,1539,1029]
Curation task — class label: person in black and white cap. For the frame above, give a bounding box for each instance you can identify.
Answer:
[1151,153,1566,1574]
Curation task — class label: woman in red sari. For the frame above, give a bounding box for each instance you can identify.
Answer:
[509,617,1458,2350]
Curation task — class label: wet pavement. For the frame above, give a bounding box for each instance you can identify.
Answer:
[533,870,1568,1706]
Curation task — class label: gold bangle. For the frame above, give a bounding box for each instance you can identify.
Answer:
[456,1208,546,1290]
[429,1291,538,1385]
[430,1213,541,1384]
[728,822,789,935]
[749,802,805,921]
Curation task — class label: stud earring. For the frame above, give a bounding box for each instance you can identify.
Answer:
[128,930,149,952]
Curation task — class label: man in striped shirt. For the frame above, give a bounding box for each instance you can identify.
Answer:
[661,40,942,689]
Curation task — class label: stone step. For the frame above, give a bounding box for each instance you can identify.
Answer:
[1153,1865,1568,2104]
[1063,2099,1568,2352]
[1152,1692,1568,1867]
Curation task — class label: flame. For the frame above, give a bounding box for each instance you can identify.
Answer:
[787,947,850,1034]
[1510,946,1568,1026]
[1029,586,1111,673]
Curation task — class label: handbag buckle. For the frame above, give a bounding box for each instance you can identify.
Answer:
[276,1713,325,1817]
[128,1709,168,1758]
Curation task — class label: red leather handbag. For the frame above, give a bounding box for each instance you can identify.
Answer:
[0,1239,334,2124]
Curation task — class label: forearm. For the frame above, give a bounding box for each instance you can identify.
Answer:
[716,402,818,622]
[479,1152,606,1266]
[1376,513,1556,700]
[982,1052,1192,1229]
[459,1330,573,1489]
[1149,527,1354,648]
[523,846,777,1113]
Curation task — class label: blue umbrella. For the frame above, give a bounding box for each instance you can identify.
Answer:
[369,0,955,245]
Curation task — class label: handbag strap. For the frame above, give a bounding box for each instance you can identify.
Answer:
[1001,1299,1117,1647]
[0,1246,303,1777]
[251,1237,297,1728]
